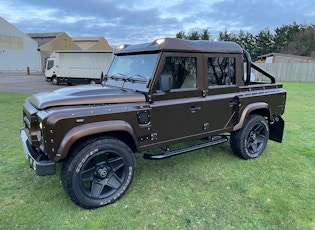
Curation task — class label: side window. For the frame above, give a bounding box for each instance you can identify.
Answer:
[46,60,54,70]
[161,56,197,89]
[207,57,235,86]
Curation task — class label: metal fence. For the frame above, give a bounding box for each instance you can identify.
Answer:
[253,63,315,82]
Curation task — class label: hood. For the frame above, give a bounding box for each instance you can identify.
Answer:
[29,85,146,109]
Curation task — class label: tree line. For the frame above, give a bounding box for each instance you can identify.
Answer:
[175,22,315,60]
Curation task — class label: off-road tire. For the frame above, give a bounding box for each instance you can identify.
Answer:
[61,136,135,209]
[230,114,269,159]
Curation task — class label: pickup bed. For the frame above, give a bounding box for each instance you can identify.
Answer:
[20,38,286,209]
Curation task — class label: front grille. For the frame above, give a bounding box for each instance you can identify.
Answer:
[23,101,41,149]
[23,115,31,129]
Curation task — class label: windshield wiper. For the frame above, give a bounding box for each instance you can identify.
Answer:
[109,73,147,84]
[127,75,148,83]
[109,73,129,81]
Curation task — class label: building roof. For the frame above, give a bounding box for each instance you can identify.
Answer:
[257,52,315,63]
[27,33,112,51]
[26,32,64,47]
[72,37,113,51]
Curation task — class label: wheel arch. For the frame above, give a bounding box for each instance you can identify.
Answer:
[233,102,271,131]
[55,120,138,161]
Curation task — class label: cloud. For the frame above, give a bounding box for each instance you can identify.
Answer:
[1,0,315,46]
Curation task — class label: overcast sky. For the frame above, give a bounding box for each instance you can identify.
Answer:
[1,0,314,46]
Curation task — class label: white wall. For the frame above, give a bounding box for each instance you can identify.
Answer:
[0,17,41,72]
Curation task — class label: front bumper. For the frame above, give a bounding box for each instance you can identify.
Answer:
[20,128,56,176]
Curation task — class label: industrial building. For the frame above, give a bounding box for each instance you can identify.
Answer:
[72,37,112,51]
[28,33,113,71]
[1,16,113,73]
[257,53,315,63]
[0,16,41,72]
[27,32,80,71]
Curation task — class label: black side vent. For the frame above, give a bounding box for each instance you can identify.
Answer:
[137,110,151,125]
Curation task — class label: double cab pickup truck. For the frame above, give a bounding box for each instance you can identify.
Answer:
[20,38,286,209]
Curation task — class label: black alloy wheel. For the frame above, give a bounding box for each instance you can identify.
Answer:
[230,114,269,159]
[61,137,135,209]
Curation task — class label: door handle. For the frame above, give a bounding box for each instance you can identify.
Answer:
[190,106,201,113]
[229,101,240,107]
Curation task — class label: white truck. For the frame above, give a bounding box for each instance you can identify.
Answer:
[45,50,113,85]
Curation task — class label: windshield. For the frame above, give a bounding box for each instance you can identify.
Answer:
[106,53,159,91]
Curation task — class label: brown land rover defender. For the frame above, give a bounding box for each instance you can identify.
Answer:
[20,38,286,209]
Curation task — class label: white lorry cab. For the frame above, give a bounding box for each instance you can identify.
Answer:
[45,50,113,85]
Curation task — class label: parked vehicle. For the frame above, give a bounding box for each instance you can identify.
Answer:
[21,38,286,209]
[45,50,113,85]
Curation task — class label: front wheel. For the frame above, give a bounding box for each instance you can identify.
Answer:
[61,137,135,209]
[230,115,269,159]
[51,76,59,85]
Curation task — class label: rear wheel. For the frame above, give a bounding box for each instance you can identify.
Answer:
[230,115,269,159]
[61,137,135,209]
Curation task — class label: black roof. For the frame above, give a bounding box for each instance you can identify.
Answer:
[116,38,243,54]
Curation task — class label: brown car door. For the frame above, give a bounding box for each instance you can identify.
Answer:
[149,55,206,145]
[203,55,240,133]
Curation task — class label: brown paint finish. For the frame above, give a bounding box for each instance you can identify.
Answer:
[21,38,286,175]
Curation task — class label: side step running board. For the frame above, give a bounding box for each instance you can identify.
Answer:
[143,136,228,160]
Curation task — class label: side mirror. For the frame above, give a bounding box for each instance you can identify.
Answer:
[101,72,108,87]
[101,72,104,82]
[160,74,172,92]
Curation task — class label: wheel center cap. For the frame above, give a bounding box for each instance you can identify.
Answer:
[97,167,108,179]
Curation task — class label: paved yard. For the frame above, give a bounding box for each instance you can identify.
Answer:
[0,72,65,94]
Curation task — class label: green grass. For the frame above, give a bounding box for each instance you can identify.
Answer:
[0,82,314,229]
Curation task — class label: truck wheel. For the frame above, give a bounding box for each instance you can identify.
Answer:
[52,77,59,85]
[230,115,269,159]
[61,137,135,209]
